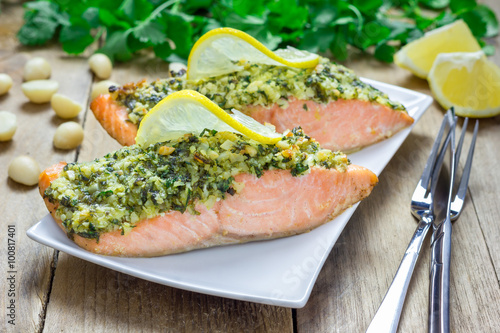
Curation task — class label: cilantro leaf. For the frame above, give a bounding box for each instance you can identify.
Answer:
[419,0,450,10]
[18,16,59,45]
[164,13,194,58]
[267,0,308,31]
[153,41,173,59]
[133,20,166,45]
[98,30,132,62]
[99,9,132,30]
[472,5,499,38]
[459,8,488,38]
[82,7,100,29]
[300,27,335,53]
[374,43,396,63]
[450,0,477,13]
[119,0,154,22]
[23,1,69,26]
[16,0,499,63]
[59,24,94,54]
[482,44,495,56]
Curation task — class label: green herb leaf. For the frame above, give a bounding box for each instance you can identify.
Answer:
[59,24,94,54]
[450,0,476,13]
[164,13,194,58]
[82,7,100,28]
[459,8,487,38]
[99,9,132,30]
[16,0,499,63]
[374,43,396,63]
[419,0,450,10]
[18,15,59,45]
[99,30,132,62]
[482,44,495,56]
[471,5,499,38]
[119,0,155,22]
[133,20,166,45]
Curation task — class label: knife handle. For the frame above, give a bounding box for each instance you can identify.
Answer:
[429,218,452,333]
[366,216,433,333]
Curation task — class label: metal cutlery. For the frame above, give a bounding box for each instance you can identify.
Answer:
[428,116,479,333]
[366,110,478,333]
[366,110,455,333]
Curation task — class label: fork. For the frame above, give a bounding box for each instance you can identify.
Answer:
[366,110,478,333]
[428,116,479,333]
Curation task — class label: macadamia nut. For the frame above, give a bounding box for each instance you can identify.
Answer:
[169,62,187,75]
[0,73,13,95]
[21,80,59,103]
[88,53,112,79]
[51,93,83,119]
[53,121,84,149]
[24,57,51,81]
[8,155,41,186]
[0,111,17,141]
[91,80,118,101]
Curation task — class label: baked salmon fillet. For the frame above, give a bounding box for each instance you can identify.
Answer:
[39,129,377,257]
[91,57,413,151]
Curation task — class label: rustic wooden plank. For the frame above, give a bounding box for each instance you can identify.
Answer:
[42,58,293,332]
[297,26,500,331]
[467,0,500,286]
[45,256,292,332]
[0,3,93,332]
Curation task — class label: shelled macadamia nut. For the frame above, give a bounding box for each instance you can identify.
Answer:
[23,57,51,81]
[91,80,118,101]
[169,62,187,75]
[0,73,13,95]
[88,53,112,79]
[0,111,17,141]
[8,155,41,186]
[53,122,84,149]
[21,80,59,103]
[51,93,83,119]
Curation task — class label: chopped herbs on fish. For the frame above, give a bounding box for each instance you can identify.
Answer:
[112,57,406,125]
[44,128,348,239]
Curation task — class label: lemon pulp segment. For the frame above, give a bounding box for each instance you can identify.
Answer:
[187,27,319,80]
[428,51,500,117]
[136,90,282,147]
[394,20,481,79]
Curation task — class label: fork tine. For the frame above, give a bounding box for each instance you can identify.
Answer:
[453,120,479,212]
[420,109,453,189]
[454,117,469,168]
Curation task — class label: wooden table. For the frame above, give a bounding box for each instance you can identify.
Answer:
[1,1,499,332]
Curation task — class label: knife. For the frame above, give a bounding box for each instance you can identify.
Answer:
[428,111,457,333]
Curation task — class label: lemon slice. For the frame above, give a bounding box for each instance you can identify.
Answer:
[394,20,481,79]
[135,90,282,147]
[187,27,319,80]
[428,51,500,118]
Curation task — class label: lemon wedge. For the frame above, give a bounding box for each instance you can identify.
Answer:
[428,51,500,118]
[135,90,282,147]
[186,27,319,80]
[394,20,481,79]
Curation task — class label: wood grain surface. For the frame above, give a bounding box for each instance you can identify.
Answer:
[1,0,499,332]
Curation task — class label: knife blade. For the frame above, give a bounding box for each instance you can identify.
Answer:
[428,111,457,333]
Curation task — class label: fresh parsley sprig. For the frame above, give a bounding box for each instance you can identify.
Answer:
[16,0,498,63]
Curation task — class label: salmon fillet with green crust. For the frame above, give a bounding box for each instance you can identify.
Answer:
[39,129,377,257]
[91,57,413,152]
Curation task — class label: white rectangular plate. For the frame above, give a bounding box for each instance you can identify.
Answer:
[27,78,432,308]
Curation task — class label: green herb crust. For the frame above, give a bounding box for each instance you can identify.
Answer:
[44,128,348,239]
[113,57,406,125]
